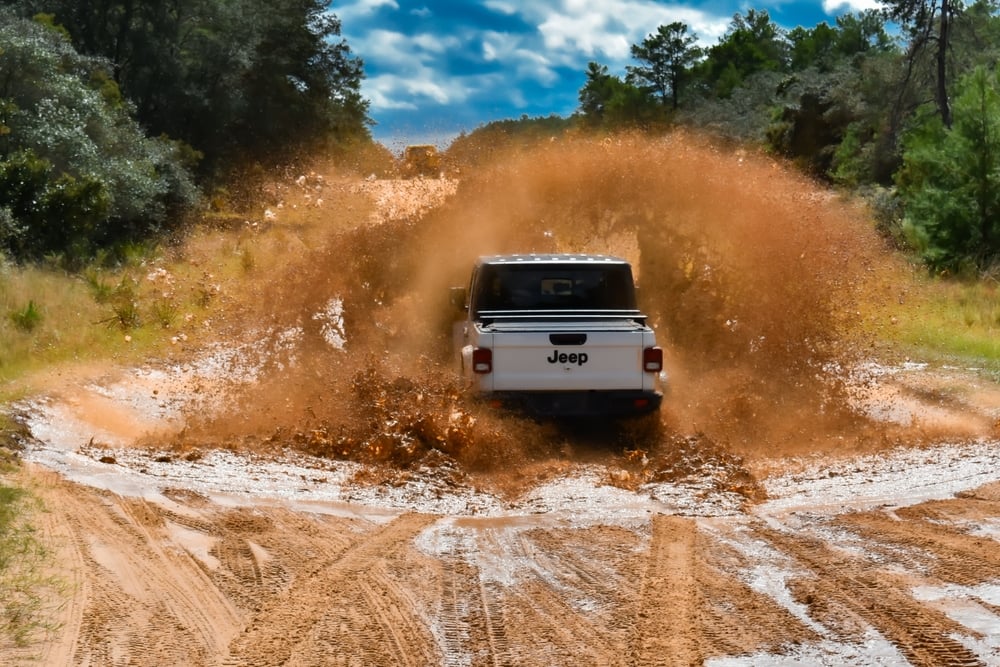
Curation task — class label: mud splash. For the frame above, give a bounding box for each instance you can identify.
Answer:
[170,132,897,492]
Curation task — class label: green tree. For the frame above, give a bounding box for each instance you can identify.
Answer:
[232,1,369,159]
[698,10,789,98]
[578,62,617,124]
[770,12,898,181]
[5,0,371,170]
[834,10,895,59]
[897,66,1000,271]
[627,22,702,110]
[578,61,662,128]
[788,22,838,72]
[827,46,906,186]
[0,12,198,262]
[883,0,962,128]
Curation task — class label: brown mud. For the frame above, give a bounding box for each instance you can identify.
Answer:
[6,133,1000,665]
[173,133,898,486]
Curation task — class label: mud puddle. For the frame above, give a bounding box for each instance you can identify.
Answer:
[15,356,1000,516]
[13,353,1000,666]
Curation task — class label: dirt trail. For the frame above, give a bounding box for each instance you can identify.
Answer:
[9,426,1000,666]
[5,136,1000,665]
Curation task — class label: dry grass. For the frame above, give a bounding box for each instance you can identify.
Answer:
[0,161,389,393]
[0,470,59,648]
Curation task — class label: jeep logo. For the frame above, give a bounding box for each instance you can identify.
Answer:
[546,349,588,366]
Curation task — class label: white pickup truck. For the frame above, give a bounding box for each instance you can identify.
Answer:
[451,254,664,417]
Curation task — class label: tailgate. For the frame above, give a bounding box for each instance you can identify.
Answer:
[491,328,647,391]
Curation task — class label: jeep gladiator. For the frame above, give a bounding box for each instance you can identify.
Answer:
[452,254,664,417]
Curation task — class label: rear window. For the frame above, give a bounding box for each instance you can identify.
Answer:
[472,264,636,314]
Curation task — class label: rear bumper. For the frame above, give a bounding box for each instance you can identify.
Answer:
[484,390,662,418]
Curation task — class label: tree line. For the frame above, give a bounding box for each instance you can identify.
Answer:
[458,0,1000,275]
[0,0,371,265]
[4,0,999,273]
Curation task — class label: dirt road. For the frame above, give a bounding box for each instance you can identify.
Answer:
[5,139,1000,665]
[4,360,999,666]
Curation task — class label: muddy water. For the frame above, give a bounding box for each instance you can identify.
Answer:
[170,133,895,486]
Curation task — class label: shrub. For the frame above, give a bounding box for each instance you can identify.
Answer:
[8,301,41,332]
[0,15,199,263]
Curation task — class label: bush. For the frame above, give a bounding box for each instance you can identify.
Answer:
[897,66,1000,272]
[8,300,41,332]
[0,14,200,264]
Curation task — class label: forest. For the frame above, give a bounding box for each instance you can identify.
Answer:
[0,0,372,265]
[1,0,999,273]
[454,0,1000,275]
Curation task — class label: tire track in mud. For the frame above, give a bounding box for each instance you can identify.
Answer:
[9,470,88,667]
[429,522,640,666]
[629,515,819,666]
[631,515,700,665]
[759,521,986,666]
[28,473,242,666]
[434,544,483,666]
[433,529,522,667]
[473,525,627,665]
[431,530,515,667]
[115,497,245,664]
[226,512,440,666]
[205,507,319,616]
[839,505,1000,588]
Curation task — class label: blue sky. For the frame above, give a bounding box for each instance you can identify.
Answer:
[331,0,880,151]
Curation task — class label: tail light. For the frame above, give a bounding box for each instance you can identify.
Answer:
[472,347,493,374]
[643,346,663,373]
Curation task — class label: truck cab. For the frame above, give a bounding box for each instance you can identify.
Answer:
[452,254,664,417]
[402,144,441,178]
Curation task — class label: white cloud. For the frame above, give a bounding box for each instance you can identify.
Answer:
[405,77,460,104]
[539,11,632,60]
[482,30,558,83]
[483,0,519,15]
[822,0,884,12]
[351,29,451,68]
[332,0,398,23]
[366,71,471,110]
[502,0,729,69]
[413,32,460,54]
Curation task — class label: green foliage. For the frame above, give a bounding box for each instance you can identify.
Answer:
[83,269,113,303]
[150,297,177,328]
[11,0,371,170]
[888,276,1000,365]
[627,23,702,109]
[571,7,920,188]
[0,13,200,263]
[578,62,666,129]
[681,71,787,142]
[7,300,41,332]
[100,275,141,330]
[898,66,1000,272]
[766,69,855,176]
[0,0,374,264]
[765,10,899,181]
[834,11,895,58]
[697,9,790,98]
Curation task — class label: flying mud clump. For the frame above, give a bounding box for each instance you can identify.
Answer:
[175,132,892,481]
